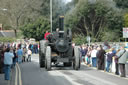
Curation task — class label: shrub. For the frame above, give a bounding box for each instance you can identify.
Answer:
[0,37,16,43]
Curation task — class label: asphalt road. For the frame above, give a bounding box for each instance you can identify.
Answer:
[17,54,128,85]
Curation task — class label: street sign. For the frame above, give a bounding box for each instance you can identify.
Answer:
[86,36,91,46]
[123,27,128,38]
[86,36,91,42]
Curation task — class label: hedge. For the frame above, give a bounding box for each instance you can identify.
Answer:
[0,37,16,43]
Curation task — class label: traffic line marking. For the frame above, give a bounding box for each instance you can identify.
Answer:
[15,63,22,85]
[17,64,22,85]
[15,64,18,85]
[49,71,83,85]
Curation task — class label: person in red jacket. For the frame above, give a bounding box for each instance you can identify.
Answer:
[44,31,50,40]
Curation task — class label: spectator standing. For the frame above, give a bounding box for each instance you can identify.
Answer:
[17,47,23,64]
[97,45,106,70]
[86,47,92,65]
[4,48,14,80]
[28,44,32,50]
[12,48,17,68]
[35,43,38,54]
[26,43,29,50]
[31,44,34,54]
[27,49,32,62]
[22,48,27,62]
[0,45,6,73]
[91,47,97,67]
[80,45,87,63]
[0,45,3,73]
[18,43,21,49]
[81,45,86,62]
[33,44,36,53]
[114,49,120,75]
[116,46,128,77]
[106,48,115,72]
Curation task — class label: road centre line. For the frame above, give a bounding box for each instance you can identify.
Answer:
[15,64,18,85]
[17,63,22,85]
[52,71,83,85]
[15,63,22,85]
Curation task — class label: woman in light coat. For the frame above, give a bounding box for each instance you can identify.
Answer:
[116,46,128,77]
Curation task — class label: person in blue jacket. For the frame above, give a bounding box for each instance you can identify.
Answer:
[4,47,14,80]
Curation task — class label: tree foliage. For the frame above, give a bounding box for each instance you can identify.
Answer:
[0,37,16,42]
[73,34,87,45]
[65,0,123,42]
[0,0,126,42]
[114,0,128,8]
[124,13,128,27]
[20,17,50,41]
[107,12,123,30]
[0,0,45,37]
[101,29,120,42]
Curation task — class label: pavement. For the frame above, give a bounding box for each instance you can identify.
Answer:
[0,54,128,85]
[0,68,15,85]
[0,73,9,85]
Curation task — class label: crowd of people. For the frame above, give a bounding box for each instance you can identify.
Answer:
[0,42,38,80]
[0,40,128,81]
[80,43,128,77]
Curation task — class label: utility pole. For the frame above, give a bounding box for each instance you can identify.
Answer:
[50,0,52,32]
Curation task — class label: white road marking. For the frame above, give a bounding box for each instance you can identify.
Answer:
[48,71,83,85]
[32,54,127,85]
[67,70,118,85]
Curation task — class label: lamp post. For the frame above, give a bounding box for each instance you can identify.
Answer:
[50,0,52,32]
[0,8,7,37]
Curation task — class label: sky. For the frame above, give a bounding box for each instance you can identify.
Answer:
[65,0,72,4]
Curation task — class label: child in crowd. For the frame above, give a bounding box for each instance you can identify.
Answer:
[27,49,32,62]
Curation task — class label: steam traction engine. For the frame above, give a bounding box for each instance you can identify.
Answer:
[39,16,80,71]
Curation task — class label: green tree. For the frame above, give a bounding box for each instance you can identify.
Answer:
[114,0,128,8]
[65,0,109,40]
[124,13,128,27]
[0,0,44,37]
[20,17,50,41]
[73,34,87,45]
[101,29,121,42]
[65,0,123,42]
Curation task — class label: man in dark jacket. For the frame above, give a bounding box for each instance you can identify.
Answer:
[80,45,88,62]
[0,45,6,73]
[97,45,106,70]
